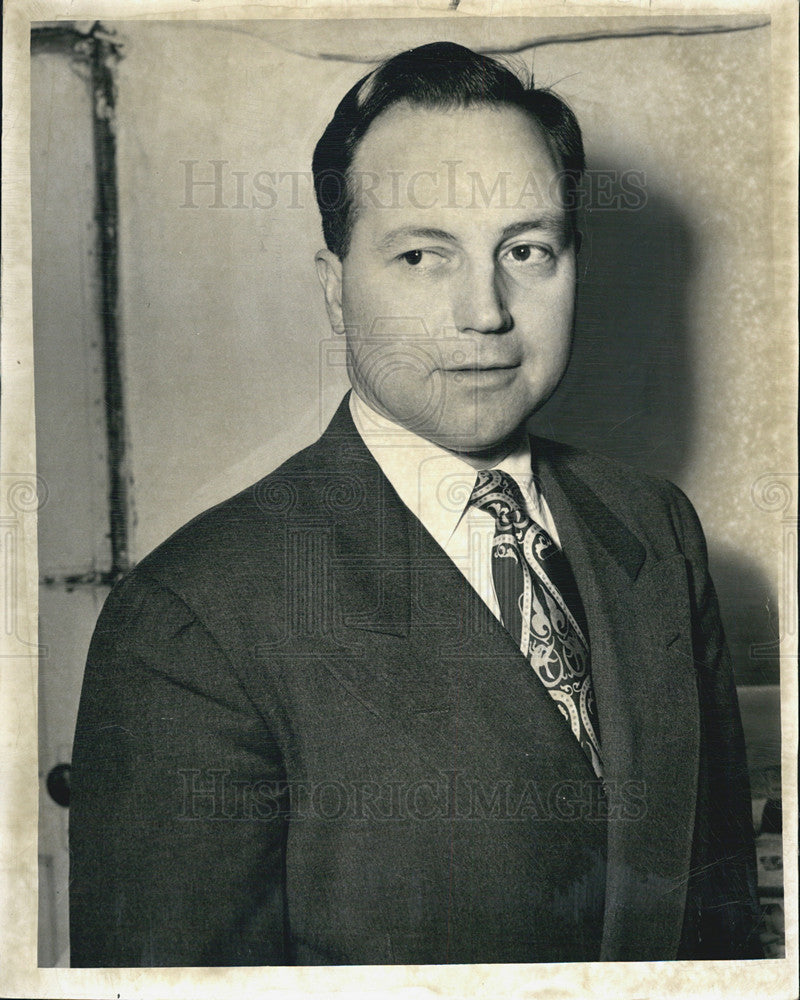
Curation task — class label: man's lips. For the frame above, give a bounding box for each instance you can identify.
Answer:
[440,363,521,373]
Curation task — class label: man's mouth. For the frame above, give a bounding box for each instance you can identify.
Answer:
[442,362,521,372]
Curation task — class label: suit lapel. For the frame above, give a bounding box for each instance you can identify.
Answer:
[536,444,701,959]
[303,400,410,639]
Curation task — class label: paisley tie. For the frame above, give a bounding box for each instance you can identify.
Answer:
[469,469,604,779]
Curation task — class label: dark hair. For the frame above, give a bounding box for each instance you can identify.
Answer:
[312,41,585,258]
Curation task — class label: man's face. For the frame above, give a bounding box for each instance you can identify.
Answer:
[316,102,577,458]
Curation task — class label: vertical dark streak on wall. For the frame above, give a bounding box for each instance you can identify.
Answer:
[87,26,129,579]
[30,23,129,583]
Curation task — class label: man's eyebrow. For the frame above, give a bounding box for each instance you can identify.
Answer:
[376,216,569,252]
[376,227,457,251]
[498,215,569,242]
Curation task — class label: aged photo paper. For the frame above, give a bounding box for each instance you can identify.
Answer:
[2,0,797,997]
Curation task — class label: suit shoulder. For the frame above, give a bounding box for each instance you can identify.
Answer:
[124,435,335,605]
[532,436,698,537]
[535,435,676,493]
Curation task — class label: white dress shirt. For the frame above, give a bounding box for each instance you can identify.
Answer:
[349,391,562,623]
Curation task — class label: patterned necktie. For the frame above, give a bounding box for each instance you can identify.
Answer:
[469,469,604,779]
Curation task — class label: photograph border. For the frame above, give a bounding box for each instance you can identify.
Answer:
[2,1,797,997]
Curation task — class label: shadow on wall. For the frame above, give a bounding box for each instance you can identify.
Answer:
[530,163,695,479]
[710,547,781,687]
[529,162,779,687]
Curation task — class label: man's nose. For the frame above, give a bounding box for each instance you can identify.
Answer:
[452,262,512,335]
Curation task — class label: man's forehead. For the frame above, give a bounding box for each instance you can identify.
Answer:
[351,100,560,175]
[347,101,567,227]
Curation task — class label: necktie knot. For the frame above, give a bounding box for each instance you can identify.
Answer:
[470,468,527,512]
[470,469,557,556]
[470,467,528,523]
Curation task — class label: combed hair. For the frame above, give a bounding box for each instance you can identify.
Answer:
[312,41,585,258]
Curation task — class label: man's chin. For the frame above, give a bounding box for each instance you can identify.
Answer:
[421,423,531,463]
[354,388,534,457]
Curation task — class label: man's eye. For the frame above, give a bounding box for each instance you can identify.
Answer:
[396,248,448,268]
[505,243,552,264]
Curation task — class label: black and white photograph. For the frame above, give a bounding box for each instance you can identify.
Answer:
[1,4,797,999]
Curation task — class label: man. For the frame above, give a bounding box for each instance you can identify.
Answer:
[69,42,761,966]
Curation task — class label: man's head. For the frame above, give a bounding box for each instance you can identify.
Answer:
[313,42,585,461]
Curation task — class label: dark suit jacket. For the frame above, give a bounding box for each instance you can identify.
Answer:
[69,393,761,966]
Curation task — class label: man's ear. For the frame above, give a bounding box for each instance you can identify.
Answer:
[315,249,345,335]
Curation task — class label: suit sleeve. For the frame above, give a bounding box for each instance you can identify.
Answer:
[69,570,289,966]
[667,485,763,959]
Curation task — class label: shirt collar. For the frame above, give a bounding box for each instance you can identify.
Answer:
[349,391,534,551]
